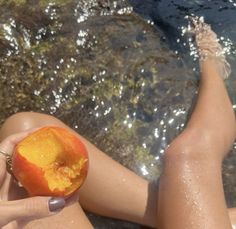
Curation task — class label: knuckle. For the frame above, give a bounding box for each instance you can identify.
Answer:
[23,198,47,217]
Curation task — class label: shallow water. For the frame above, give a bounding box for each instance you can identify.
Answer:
[0,0,235,228]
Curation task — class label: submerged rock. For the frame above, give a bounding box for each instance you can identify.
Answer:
[0,0,193,178]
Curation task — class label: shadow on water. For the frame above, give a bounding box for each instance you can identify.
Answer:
[0,0,235,228]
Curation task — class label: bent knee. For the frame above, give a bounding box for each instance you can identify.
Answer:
[164,127,221,163]
[0,112,62,140]
[3,112,52,129]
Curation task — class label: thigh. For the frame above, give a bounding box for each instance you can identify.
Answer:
[20,202,93,229]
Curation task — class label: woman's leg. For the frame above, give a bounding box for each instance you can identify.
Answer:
[0,112,158,228]
[157,20,236,228]
[1,110,236,228]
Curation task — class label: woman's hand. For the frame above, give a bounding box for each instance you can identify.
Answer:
[0,129,66,228]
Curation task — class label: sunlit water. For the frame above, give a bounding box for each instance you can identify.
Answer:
[0,0,235,228]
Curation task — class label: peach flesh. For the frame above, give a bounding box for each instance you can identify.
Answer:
[12,127,89,197]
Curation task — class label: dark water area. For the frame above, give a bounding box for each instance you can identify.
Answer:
[129,0,236,42]
[0,0,236,228]
[130,0,236,75]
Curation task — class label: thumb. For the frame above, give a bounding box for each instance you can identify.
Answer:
[0,196,65,227]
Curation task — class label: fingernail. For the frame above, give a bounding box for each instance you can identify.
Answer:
[48,197,66,212]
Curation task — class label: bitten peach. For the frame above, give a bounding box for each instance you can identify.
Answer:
[12,126,89,197]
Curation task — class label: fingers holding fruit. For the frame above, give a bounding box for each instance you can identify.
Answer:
[0,127,89,227]
[0,129,66,227]
[0,126,88,197]
[0,196,66,227]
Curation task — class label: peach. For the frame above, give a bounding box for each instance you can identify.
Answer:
[12,126,89,197]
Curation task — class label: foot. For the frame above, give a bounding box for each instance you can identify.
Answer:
[187,16,231,80]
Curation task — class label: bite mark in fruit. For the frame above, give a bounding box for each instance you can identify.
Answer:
[12,126,89,197]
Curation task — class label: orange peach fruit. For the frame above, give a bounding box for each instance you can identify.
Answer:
[12,126,89,197]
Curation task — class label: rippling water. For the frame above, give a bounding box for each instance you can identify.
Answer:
[0,0,235,228]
